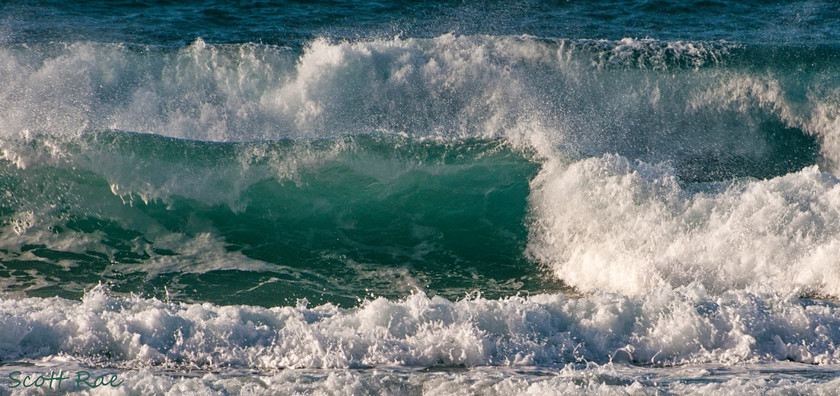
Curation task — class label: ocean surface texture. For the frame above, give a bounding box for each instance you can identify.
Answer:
[3,1,840,394]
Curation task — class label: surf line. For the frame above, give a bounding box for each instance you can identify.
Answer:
[8,370,123,389]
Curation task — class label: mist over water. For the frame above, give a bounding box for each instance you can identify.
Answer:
[3,1,840,394]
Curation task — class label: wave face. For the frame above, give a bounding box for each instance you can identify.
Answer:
[4,6,840,392]
[0,132,553,306]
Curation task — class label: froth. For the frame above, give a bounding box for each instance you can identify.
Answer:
[3,285,840,371]
[528,155,840,296]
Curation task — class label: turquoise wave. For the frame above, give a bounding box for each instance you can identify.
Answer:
[0,131,569,307]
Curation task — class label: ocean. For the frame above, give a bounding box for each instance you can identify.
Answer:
[2,0,840,394]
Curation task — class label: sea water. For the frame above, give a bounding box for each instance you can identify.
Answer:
[2,1,840,394]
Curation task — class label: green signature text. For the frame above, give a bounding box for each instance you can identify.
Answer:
[8,370,123,389]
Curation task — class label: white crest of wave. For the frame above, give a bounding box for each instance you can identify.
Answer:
[528,155,840,296]
[0,35,737,144]
[4,35,839,175]
[0,35,542,142]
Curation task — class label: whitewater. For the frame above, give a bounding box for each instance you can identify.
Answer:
[3,1,840,394]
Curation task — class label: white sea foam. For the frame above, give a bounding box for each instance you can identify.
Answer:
[528,154,840,296]
[1,285,839,371]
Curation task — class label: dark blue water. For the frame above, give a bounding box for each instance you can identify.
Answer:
[4,0,840,46]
